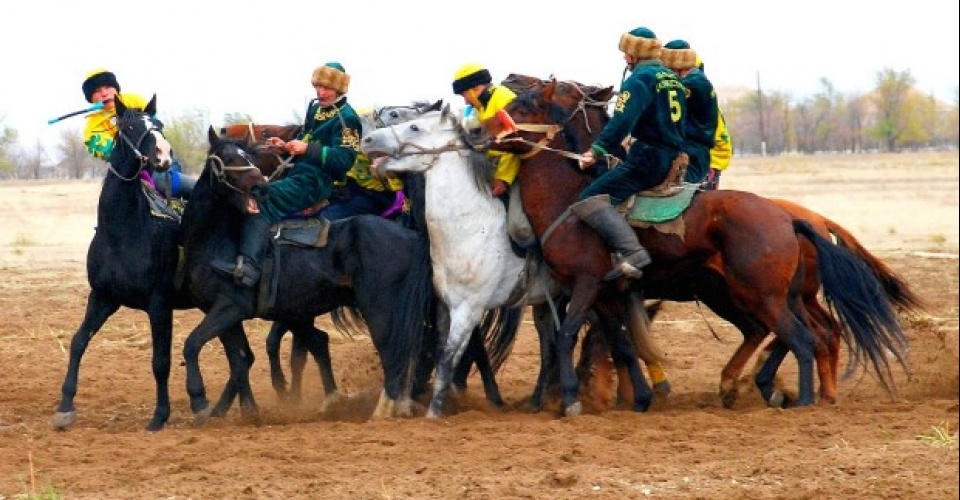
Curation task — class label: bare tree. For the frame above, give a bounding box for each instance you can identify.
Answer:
[56,126,100,179]
[0,118,18,178]
[161,108,209,175]
[18,140,48,179]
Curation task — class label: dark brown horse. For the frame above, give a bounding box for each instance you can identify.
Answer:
[487,78,911,415]
[219,123,301,180]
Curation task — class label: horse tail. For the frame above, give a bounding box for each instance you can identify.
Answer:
[627,292,668,366]
[822,217,927,314]
[330,306,365,339]
[793,219,911,393]
[477,306,523,374]
[384,234,436,399]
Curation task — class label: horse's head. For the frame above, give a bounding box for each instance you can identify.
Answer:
[361,106,476,175]
[488,78,614,160]
[218,123,301,179]
[204,126,268,215]
[113,95,174,176]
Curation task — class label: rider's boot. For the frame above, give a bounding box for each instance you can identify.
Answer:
[571,194,651,280]
[210,215,270,288]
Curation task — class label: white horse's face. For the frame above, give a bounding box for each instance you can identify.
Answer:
[361,110,461,174]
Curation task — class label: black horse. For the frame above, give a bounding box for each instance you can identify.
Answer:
[178,128,439,421]
[53,96,192,431]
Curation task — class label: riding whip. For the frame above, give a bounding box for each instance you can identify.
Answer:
[47,101,105,124]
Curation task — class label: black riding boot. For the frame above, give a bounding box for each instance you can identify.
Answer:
[571,194,651,280]
[211,215,270,287]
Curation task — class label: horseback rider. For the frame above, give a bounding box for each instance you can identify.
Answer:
[81,69,196,199]
[452,64,520,200]
[575,26,687,279]
[317,106,404,221]
[661,40,732,189]
[211,61,362,287]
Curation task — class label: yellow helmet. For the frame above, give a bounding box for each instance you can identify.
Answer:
[452,64,491,94]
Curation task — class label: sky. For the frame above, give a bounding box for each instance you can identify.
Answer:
[2,0,958,155]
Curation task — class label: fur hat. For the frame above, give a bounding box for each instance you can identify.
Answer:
[661,39,699,71]
[452,64,492,94]
[82,69,120,103]
[618,27,662,59]
[311,62,350,94]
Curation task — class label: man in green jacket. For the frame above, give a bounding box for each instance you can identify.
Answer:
[211,61,362,287]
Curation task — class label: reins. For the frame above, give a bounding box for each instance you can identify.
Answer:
[207,146,261,194]
[110,119,159,181]
[497,83,612,164]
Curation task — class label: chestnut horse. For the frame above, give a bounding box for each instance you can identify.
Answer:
[487,78,911,415]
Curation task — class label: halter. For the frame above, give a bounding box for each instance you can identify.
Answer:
[110,115,162,181]
[379,111,484,167]
[207,144,261,194]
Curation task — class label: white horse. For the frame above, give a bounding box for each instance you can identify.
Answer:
[362,107,653,418]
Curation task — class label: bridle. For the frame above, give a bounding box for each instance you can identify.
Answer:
[109,114,164,181]
[497,81,609,163]
[207,142,262,194]
[376,109,486,168]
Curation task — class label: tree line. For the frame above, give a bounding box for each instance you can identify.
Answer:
[1,67,957,180]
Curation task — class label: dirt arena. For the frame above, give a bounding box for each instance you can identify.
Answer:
[1,152,957,499]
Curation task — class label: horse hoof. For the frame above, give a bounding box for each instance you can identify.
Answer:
[319,391,343,413]
[564,401,583,417]
[719,389,738,409]
[766,391,785,408]
[653,380,672,397]
[52,411,76,430]
[194,406,214,426]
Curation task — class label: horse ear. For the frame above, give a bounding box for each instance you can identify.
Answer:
[441,103,451,120]
[543,79,558,104]
[208,125,220,146]
[144,94,157,116]
[594,86,616,102]
[428,99,443,112]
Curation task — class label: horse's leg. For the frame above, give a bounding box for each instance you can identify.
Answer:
[210,324,258,419]
[426,304,481,419]
[556,281,598,417]
[297,325,337,399]
[53,292,120,430]
[142,297,174,431]
[265,321,291,400]
[463,328,506,408]
[758,311,817,407]
[529,299,564,412]
[577,322,618,410]
[183,301,244,424]
[806,299,841,404]
[289,329,310,402]
[601,317,653,412]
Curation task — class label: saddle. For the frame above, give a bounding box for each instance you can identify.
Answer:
[622,153,697,238]
[271,217,332,248]
[253,217,333,317]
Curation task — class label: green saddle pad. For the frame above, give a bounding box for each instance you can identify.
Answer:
[626,185,698,224]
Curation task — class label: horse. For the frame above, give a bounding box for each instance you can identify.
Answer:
[485,77,911,415]
[176,127,439,422]
[361,107,656,418]
[219,123,302,179]
[52,95,192,431]
[219,101,453,403]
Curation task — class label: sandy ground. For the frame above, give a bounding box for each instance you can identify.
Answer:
[0,152,957,499]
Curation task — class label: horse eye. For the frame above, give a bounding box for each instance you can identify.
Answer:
[389,111,399,118]
[410,125,420,132]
